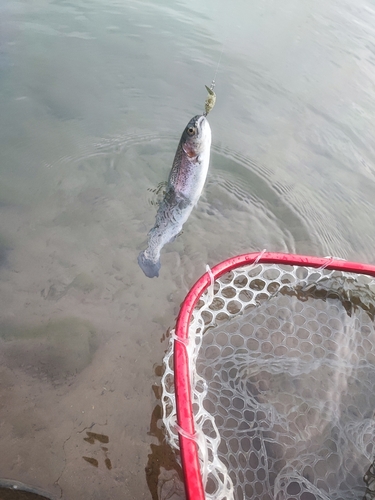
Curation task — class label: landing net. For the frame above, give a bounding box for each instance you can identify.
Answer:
[161,252,375,500]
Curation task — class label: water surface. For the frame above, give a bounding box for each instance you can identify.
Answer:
[1,0,375,498]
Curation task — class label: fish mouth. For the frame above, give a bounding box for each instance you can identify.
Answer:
[196,115,211,143]
[196,115,209,135]
[196,115,207,128]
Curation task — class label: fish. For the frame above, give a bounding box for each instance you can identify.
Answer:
[138,114,212,278]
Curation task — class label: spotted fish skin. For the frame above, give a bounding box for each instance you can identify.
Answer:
[138,115,211,278]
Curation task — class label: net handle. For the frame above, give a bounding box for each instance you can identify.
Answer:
[173,251,375,500]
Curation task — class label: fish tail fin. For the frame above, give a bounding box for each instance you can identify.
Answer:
[138,250,161,278]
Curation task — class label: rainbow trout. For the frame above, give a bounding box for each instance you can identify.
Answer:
[138,114,212,278]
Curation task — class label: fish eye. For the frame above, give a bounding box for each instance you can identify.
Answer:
[187,127,195,136]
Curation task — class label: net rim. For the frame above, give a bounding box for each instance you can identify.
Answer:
[173,251,375,500]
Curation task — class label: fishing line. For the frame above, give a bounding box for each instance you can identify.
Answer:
[210,43,224,92]
[203,43,224,116]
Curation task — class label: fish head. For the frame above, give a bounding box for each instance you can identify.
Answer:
[181,115,211,158]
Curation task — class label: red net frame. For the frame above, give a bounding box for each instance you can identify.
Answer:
[173,252,375,500]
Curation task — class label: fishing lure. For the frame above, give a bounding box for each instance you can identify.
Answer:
[204,81,216,116]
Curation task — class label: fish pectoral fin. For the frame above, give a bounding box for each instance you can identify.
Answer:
[196,153,205,164]
[148,181,168,206]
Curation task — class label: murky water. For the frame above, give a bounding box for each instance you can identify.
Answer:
[1,0,375,498]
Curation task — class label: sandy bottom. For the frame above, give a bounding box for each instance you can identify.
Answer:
[0,122,310,500]
[0,182,188,500]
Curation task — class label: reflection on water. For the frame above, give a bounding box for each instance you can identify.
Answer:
[146,363,184,500]
[0,0,375,498]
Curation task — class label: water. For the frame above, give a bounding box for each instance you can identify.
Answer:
[0,0,375,498]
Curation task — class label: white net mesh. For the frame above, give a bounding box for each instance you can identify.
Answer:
[161,262,375,500]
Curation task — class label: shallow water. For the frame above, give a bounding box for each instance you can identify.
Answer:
[1,0,375,498]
